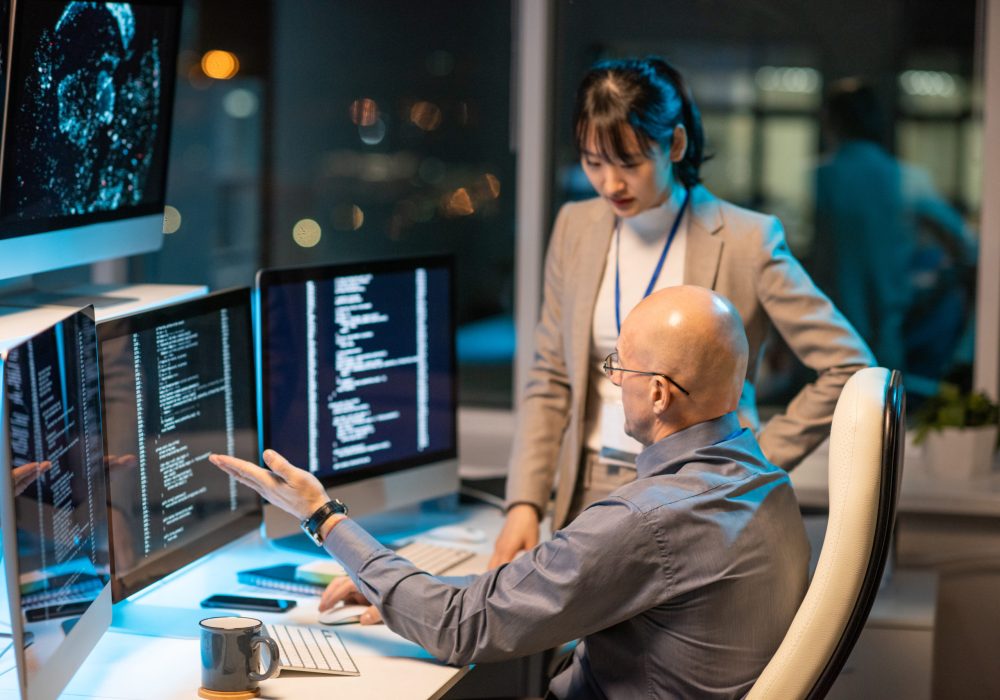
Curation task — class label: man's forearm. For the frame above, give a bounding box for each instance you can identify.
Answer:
[319,500,662,669]
[321,518,586,666]
[321,519,504,664]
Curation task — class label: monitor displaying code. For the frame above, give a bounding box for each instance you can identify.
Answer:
[98,289,259,599]
[2,308,110,618]
[259,257,456,484]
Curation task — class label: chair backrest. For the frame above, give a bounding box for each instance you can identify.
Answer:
[747,367,905,700]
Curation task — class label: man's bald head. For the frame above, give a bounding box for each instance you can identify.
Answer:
[618,286,748,438]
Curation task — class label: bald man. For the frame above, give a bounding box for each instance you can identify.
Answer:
[212,286,809,699]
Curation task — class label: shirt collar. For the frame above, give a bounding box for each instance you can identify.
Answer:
[635,412,744,479]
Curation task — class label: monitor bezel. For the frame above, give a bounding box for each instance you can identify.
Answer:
[0,0,183,240]
[97,287,262,602]
[0,305,114,700]
[255,254,459,490]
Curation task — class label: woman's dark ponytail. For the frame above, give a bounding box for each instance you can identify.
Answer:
[645,58,705,188]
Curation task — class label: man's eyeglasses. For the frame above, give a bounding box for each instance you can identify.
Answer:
[602,351,691,397]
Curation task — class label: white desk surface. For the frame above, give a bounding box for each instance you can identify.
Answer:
[0,503,506,700]
[790,434,1000,517]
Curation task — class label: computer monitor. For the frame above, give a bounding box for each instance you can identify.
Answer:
[0,306,112,700]
[97,288,260,601]
[256,255,458,539]
[0,0,182,280]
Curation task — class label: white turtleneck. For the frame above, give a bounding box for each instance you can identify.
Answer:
[584,197,688,456]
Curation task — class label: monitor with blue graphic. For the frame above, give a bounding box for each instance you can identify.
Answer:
[0,0,182,280]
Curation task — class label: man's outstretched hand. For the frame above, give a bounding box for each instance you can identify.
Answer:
[209,449,329,521]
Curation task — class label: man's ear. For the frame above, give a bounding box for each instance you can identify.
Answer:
[670,125,687,163]
[650,376,672,416]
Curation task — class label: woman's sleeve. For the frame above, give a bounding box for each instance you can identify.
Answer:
[504,205,575,513]
[754,216,876,470]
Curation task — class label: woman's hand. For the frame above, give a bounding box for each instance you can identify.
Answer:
[209,449,329,521]
[488,503,539,568]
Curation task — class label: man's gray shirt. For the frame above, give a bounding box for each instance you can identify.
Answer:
[326,412,810,698]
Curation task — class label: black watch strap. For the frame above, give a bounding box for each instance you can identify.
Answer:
[300,499,348,546]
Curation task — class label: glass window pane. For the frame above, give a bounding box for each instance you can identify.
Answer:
[269,1,515,407]
[701,113,754,204]
[962,119,982,213]
[897,121,960,200]
[133,28,264,290]
[761,117,817,254]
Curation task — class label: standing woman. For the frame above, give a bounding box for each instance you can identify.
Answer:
[490,57,874,566]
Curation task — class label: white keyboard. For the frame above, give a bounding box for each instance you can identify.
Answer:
[394,541,475,575]
[264,623,359,676]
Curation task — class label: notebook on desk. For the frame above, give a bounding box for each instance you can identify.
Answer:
[237,564,326,596]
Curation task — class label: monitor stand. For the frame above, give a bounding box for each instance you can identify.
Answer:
[269,493,464,554]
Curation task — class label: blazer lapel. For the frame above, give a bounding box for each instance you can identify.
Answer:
[571,203,615,403]
[684,186,724,290]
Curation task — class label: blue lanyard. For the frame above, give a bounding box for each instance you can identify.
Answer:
[614,188,691,334]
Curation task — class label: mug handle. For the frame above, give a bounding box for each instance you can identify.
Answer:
[249,636,280,682]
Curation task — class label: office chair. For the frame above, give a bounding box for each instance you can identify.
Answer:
[747,367,905,700]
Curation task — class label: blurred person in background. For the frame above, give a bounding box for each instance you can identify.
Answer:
[812,78,977,386]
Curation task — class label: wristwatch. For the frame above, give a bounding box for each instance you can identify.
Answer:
[300,499,348,546]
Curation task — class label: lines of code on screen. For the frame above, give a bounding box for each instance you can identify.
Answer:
[4,311,109,610]
[263,265,454,480]
[101,305,256,577]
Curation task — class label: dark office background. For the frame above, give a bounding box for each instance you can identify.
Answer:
[132,0,983,409]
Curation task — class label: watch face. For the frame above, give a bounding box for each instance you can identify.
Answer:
[299,520,325,547]
[299,500,346,546]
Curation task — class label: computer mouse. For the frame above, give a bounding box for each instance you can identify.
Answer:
[317,604,370,626]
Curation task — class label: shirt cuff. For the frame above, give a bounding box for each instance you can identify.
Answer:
[323,518,388,573]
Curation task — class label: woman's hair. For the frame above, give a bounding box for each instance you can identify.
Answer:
[573,57,706,188]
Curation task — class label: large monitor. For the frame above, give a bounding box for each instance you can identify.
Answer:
[256,255,458,539]
[0,306,112,700]
[0,0,182,280]
[97,288,260,601]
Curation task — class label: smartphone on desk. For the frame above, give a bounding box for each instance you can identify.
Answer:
[200,594,296,613]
